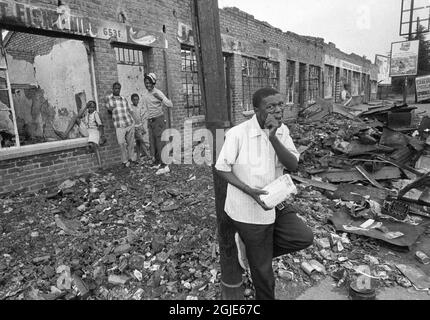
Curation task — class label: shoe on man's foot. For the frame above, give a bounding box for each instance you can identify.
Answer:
[150,163,161,169]
[235,232,249,270]
[156,165,170,175]
[122,161,130,168]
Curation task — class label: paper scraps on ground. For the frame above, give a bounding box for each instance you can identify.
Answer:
[328,209,425,249]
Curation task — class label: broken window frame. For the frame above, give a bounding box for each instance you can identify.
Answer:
[181,45,203,117]
[308,65,321,103]
[324,64,334,99]
[0,31,20,149]
[113,46,148,67]
[241,56,280,111]
[286,60,295,104]
[0,27,98,156]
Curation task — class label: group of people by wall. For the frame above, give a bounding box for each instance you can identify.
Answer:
[78,72,173,175]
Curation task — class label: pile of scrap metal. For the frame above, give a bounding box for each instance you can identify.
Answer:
[292,99,430,250]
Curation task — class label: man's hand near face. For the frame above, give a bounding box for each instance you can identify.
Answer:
[264,114,282,138]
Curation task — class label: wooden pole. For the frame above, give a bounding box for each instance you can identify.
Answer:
[404,0,415,104]
[191,0,244,299]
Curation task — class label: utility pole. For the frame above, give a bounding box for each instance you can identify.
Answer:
[191,0,244,299]
[403,0,415,104]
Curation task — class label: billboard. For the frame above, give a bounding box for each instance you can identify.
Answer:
[375,55,391,85]
[416,75,430,102]
[390,40,420,77]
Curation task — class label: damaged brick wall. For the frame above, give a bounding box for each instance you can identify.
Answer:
[0,0,377,195]
[0,147,103,194]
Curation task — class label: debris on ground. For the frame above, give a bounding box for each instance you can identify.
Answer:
[1,99,430,300]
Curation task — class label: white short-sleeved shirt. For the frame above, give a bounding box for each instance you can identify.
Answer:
[215,115,300,225]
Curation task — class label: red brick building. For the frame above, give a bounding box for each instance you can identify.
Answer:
[0,0,378,194]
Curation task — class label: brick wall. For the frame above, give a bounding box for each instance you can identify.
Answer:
[0,0,377,195]
[0,146,105,194]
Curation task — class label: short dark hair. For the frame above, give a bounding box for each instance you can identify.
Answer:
[86,100,96,107]
[131,93,139,100]
[252,87,280,109]
[113,82,121,88]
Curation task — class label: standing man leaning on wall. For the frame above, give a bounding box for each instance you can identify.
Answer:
[103,82,137,168]
[141,73,173,175]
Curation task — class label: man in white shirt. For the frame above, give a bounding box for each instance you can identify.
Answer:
[341,83,352,107]
[215,87,313,300]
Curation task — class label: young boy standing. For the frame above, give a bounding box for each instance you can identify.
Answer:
[130,93,150,161]
[78,100,105,168]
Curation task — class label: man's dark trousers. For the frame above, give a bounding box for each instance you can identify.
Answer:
[232,204,314,300]
[148,115,166,165]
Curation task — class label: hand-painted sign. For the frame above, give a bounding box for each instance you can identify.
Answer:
[390,40,419,77]
[0,1,163,47]
[127,26,159,47]
[375,54,391,85]
[416,75,430,102]
[0,1,97,37]
[324,54,368,74]
[178,21,268,58]
[177,22,194,46]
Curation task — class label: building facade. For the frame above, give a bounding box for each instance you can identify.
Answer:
[0,0,378,194]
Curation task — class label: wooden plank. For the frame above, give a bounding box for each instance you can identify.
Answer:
[317,166,402,183]
[290,175,337,192]
[192,0,240,300]
[376,155,424,177]
[347,141,394,156]
[355,165,384,189]
[332,183,396,202]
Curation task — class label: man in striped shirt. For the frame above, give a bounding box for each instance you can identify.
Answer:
[104,82,136,167]
[215,87,314,300]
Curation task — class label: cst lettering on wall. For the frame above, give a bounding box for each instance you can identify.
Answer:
[0,1,96,37]
[0,0,163,48]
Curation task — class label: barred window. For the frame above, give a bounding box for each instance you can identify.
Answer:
[286,60,295,104]
[114,47,145,66]
[308,65,320,102]
[181,46,202,117]
[242,56,279,111]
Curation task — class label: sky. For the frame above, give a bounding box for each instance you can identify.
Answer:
[217,0,426,62]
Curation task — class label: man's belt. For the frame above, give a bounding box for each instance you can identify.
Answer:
[276,200,289,211]
[148,115,164,122]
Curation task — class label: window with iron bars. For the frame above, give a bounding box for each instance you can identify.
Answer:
[308,65,320,102]
[242,56,279,111]
[324,64,334,98]
[181,46,203,117]
[114,47,147,66]
[286,60,295,104]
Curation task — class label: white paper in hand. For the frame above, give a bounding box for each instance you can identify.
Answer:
[260,174,297,209]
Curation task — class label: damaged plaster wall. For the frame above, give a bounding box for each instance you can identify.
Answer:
[5,35,94,144]
[34,40,94,135]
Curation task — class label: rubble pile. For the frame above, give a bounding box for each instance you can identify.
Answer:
[284,99,430,295]
[0,165,222,300]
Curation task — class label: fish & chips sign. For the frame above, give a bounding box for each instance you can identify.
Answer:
[0,0,162,47]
